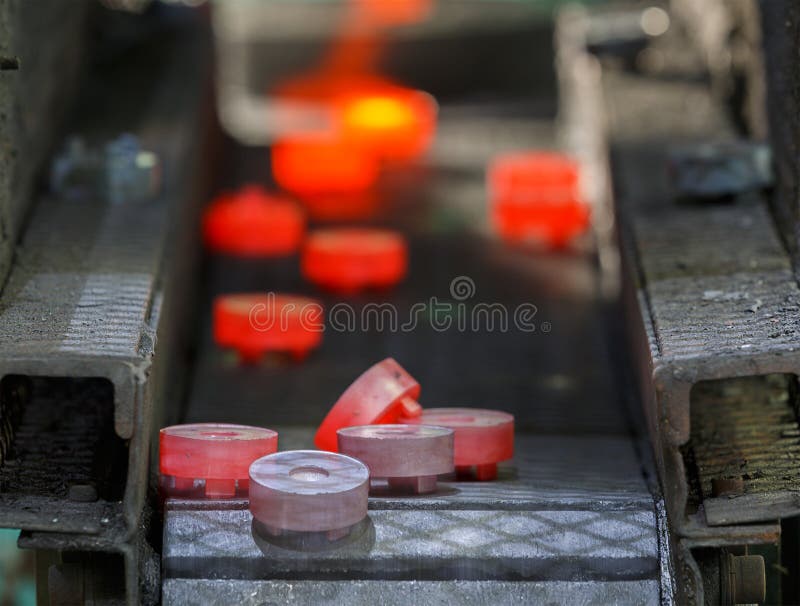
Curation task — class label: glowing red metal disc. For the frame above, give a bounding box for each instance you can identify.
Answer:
[203,185,305,257]
[302,228,407,293]
[159,423,278,498]
[213,293,324,363]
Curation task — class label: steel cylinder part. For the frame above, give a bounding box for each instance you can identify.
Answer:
[338,424,454,494]
[249,450,369,539]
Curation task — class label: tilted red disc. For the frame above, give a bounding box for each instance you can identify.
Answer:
[159,423,278,498]
[249,450,369,533]
[488,151,590,248]
[302,228,407,293]
[337,424,453,494]
[203,185,305,257]
[314,358,422,452]
[400,408,514,481]
[213,293,324,363]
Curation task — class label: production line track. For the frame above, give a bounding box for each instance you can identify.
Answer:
[166,109,667,604]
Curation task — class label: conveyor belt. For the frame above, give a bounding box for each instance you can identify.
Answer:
[167,107,665,604]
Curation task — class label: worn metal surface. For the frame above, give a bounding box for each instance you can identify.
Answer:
[556,5,796,604]
[163,578,662,606]
[0,15,211,604]
[164,507,658,581]
[689,375,800,525]
[0,0,89,288]
[761,0,800,265]
[566,5,800,520]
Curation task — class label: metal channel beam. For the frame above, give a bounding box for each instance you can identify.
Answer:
[0,20,211,604]
[556,5,792,603]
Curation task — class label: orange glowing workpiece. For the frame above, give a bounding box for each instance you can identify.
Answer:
[488,151,590,248]
[213,293,324,363]
[315,358,423,452]
[339,88,437,161]
[272,134,380,195]
[203,185,305,257]
[302,228,408,293]
[273,72,437,163]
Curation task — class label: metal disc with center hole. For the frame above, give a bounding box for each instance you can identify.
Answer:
[160,423,278,480]
[337,424,453,478]
[249,450,369,532]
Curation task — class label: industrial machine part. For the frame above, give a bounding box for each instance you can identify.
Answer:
[0,4,212,602]
[0,0,90,286]
[203,186,306,257]
[3,0,800,603]
[249,450,370,538]
[556,2,798,603]
[337,424,454,494]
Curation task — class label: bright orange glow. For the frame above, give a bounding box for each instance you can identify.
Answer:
[273,71,437,163]
[488,151,590,249]
[346,96,416,131]
[340,90,436,161]
[492,200,591,249]
[489,151,580,198]
[272,135,380,195]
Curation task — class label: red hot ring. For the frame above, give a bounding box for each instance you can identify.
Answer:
[302,228,408,294]
[159,423,278,499]
[203,185,305,257]
[213,293,324,364]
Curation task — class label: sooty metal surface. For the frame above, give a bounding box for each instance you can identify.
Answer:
[0,20,210,603]
[689,375,800,526]
[555,9,795,603]
[163,507,658,581]
[163,578,661,606]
